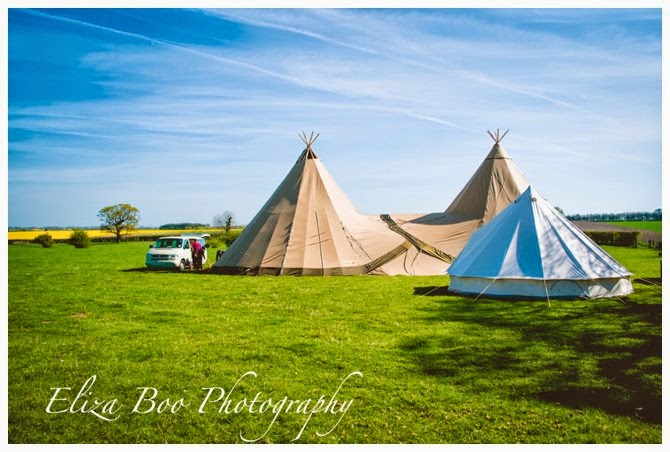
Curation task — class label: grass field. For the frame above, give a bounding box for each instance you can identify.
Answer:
[604,220,662,233]
[7,242,662,443]
[7,228,228,241]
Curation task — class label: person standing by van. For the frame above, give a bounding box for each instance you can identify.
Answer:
[190,238,202,270]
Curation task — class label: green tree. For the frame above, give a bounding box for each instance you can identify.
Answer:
[98,203,140,243]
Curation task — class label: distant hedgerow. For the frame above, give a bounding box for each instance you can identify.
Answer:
[69,229,91,248]
[225,228,243,246]
[584,230,640,248]
[32,233,54,248]
[206,228,243,248]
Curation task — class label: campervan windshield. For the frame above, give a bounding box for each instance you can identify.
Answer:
[154,238,185,249]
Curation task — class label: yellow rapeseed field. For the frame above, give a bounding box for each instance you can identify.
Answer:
[8,229,216,241]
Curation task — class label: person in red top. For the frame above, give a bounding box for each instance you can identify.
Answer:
[190,239,202,270]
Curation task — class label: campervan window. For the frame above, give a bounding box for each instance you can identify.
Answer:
[154,238,183,248]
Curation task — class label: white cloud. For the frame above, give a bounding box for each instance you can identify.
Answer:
[8,8,661,226]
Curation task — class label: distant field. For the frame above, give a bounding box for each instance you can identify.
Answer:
[572,221,661,245]
[604,221,662,233]
[7,242,661,443]
[7,228,223,241]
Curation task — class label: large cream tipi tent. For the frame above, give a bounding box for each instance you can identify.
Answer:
[447,186,633,299]
[211,133,412,275]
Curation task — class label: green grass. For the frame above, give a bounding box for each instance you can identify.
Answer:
[604,220,662,233]
[8,242,662,443]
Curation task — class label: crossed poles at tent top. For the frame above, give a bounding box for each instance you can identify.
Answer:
[487,128,509,144]
[300,131,320,151]
[302,129,507,150]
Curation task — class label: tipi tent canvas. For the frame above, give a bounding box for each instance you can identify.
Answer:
[447,186,633,299]
[382,130,530,275]
[211,133,412,276]
[444,129,529,222]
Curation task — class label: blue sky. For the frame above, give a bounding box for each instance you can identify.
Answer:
[7,7,662,227]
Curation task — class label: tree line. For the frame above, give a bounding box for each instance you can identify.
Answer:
[98,205,236,242]
[12,204,237,244]
[565,208,662,222]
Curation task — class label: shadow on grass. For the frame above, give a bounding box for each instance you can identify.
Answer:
[120,267,215,274]
[413,286,452,296]
[402,287,662,424]
[414,286,602,302]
